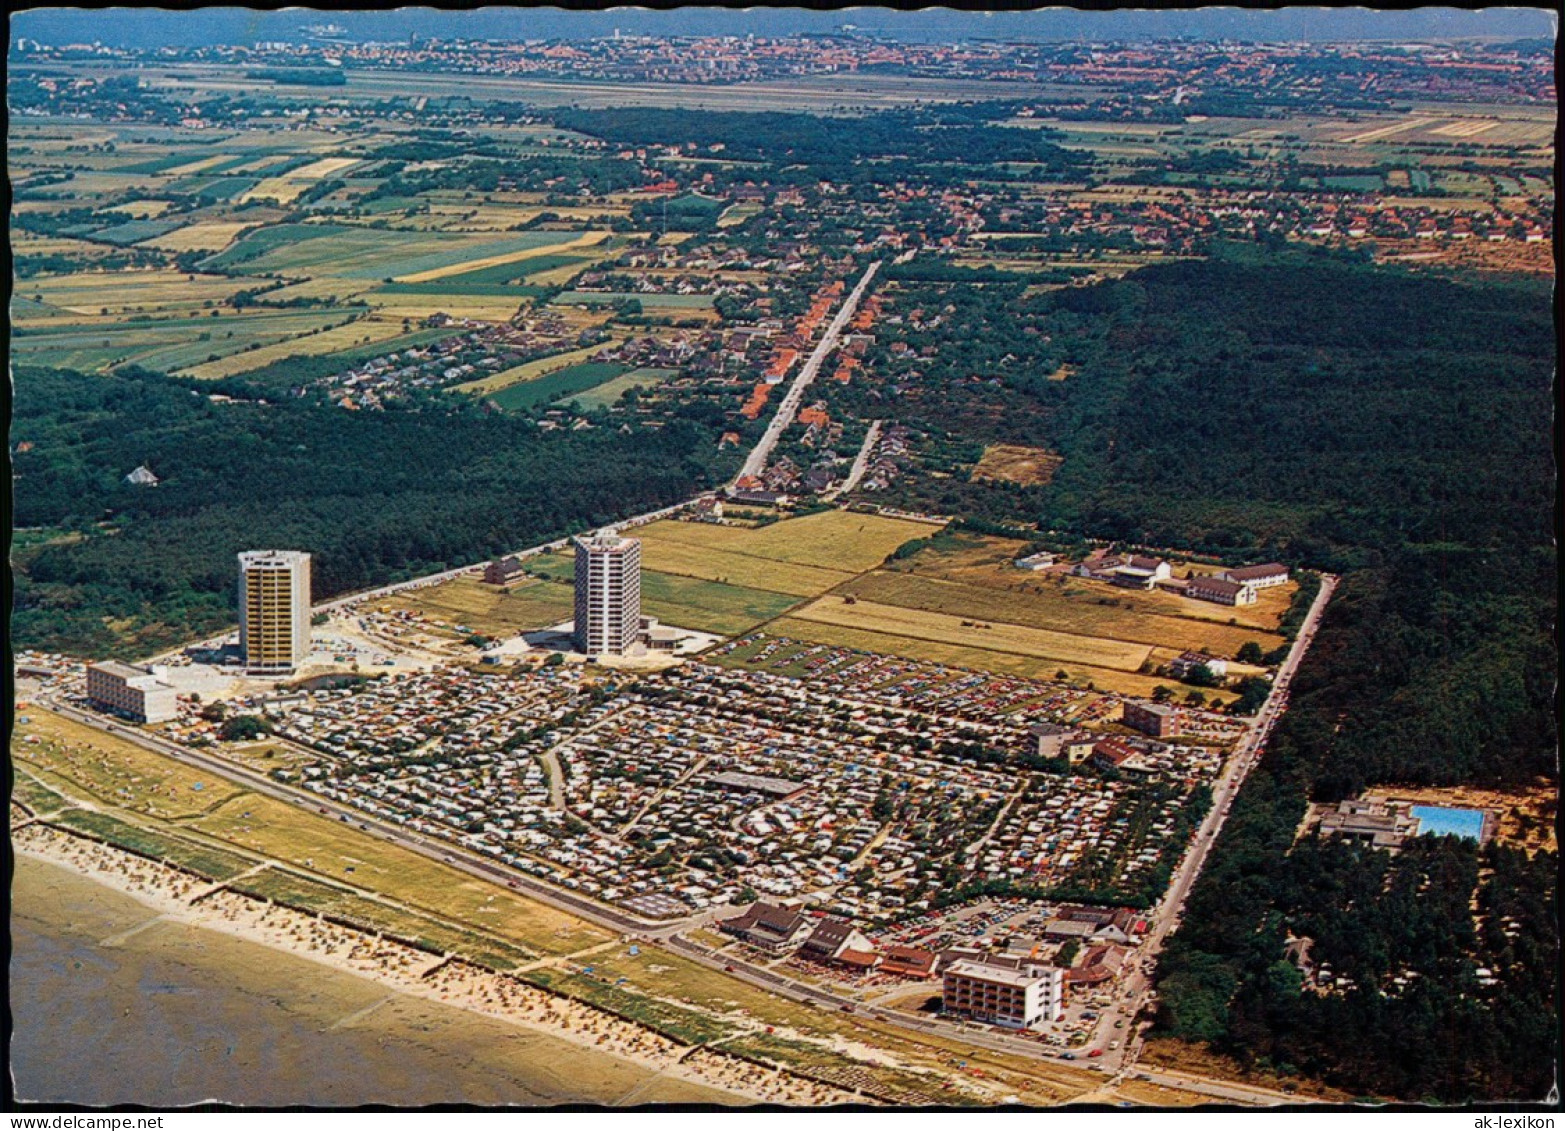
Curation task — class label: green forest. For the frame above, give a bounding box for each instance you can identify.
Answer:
[11,366,724,657]
[857,247,1554,1101]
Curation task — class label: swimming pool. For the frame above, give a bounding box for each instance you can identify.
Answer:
[1411,805,1486,841]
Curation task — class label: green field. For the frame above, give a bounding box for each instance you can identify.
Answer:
[203,225,576,280]
[572,367,679,411]
[521,550,801,635]
[487,361,629,410]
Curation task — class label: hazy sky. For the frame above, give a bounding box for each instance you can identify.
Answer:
[11,6,1557,49]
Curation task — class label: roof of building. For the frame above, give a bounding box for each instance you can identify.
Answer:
[89,659,152,681]
[803,917,857,952]
[1188,576,1246,596]
[837,947,880,969]
[1224,562,1288,581]
[945,958,1047,988]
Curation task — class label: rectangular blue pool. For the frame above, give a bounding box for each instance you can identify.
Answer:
[1412,805,1486,841]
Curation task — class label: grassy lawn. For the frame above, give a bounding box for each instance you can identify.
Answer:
[50,808,260,880]
[572,366,679,411]
[378,575,575,636]
[13,709,245,819]
[189,793,610,955]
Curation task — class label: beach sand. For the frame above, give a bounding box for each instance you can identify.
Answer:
[12,826,862,1107]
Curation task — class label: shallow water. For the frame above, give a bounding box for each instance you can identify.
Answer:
[9,855,734,1108]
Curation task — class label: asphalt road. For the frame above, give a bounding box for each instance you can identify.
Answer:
[734,260,882,485]
[1095,573,1339,1082]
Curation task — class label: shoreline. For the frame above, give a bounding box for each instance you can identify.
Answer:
[13,822,862,1108]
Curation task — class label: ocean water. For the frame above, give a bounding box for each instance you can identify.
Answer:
[1411,805,1486,841]
[9,856,731,1108]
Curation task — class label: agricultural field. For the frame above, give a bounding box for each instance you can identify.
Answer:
[451,339,624,397]
[378,575,576,637]
[486,361,629,411]
[839,570,1287,659]
[636,509,941,573]
[786,594,1154,672]
[176,315,413,379]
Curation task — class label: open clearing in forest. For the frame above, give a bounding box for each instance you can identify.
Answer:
[970,444,1063,486]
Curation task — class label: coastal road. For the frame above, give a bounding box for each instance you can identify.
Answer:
[733,261,881,486]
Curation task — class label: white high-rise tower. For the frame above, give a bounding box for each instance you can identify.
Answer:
[572,532,641,656]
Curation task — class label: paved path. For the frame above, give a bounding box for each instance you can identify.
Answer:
[822,419,883,500]
[734,261,882,486]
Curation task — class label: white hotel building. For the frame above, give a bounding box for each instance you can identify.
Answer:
[573,531,642,656]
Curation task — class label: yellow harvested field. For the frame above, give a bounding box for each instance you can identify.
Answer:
[1339,117,1439,143]
[636,538,853,598]
[102,199,173,218]
[369,292,534,322]
[379,575,574,637]
[844,570,1287,658]
[788,595,1154,672]
[30,270,255,314]
[239,157,362,204]
[1429,119,1499,138]
[177,317,412,379]
[765,616,1180,699]
[636,510,940,573]
[164,153,236,176]
[395,230,609,283]
[140,220,254,251]
[263,277,381,304]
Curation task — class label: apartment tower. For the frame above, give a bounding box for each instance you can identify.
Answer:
[572,531,641,656]
[238,549,312,673]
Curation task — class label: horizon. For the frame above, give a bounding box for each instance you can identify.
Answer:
[10,6,1558,50]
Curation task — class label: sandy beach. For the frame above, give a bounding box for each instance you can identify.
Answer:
[13,822,863,1107]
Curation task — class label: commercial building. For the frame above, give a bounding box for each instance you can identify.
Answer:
[1219,562,1290,589]
[86,661,179,724]
[238,550,311,673]
[942,957,1064,1029]
[1122,701,1186,738]
[717,901,812,953]
[1186,575,1258,606]
[572,531,642,655]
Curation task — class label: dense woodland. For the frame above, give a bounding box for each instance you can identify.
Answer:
[11,367,724,657]
[854,247,1554,1100]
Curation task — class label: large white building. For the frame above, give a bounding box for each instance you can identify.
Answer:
[238,550,312,673]
[942,957,1065,1030]
[86,660,179,723]
[573,531,642,656]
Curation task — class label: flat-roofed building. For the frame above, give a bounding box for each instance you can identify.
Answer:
[572,531,642,656]
[1123,701,1186,738]
[86,661,179,724]
[238,550,311,674]
[942,957,1064,1029]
